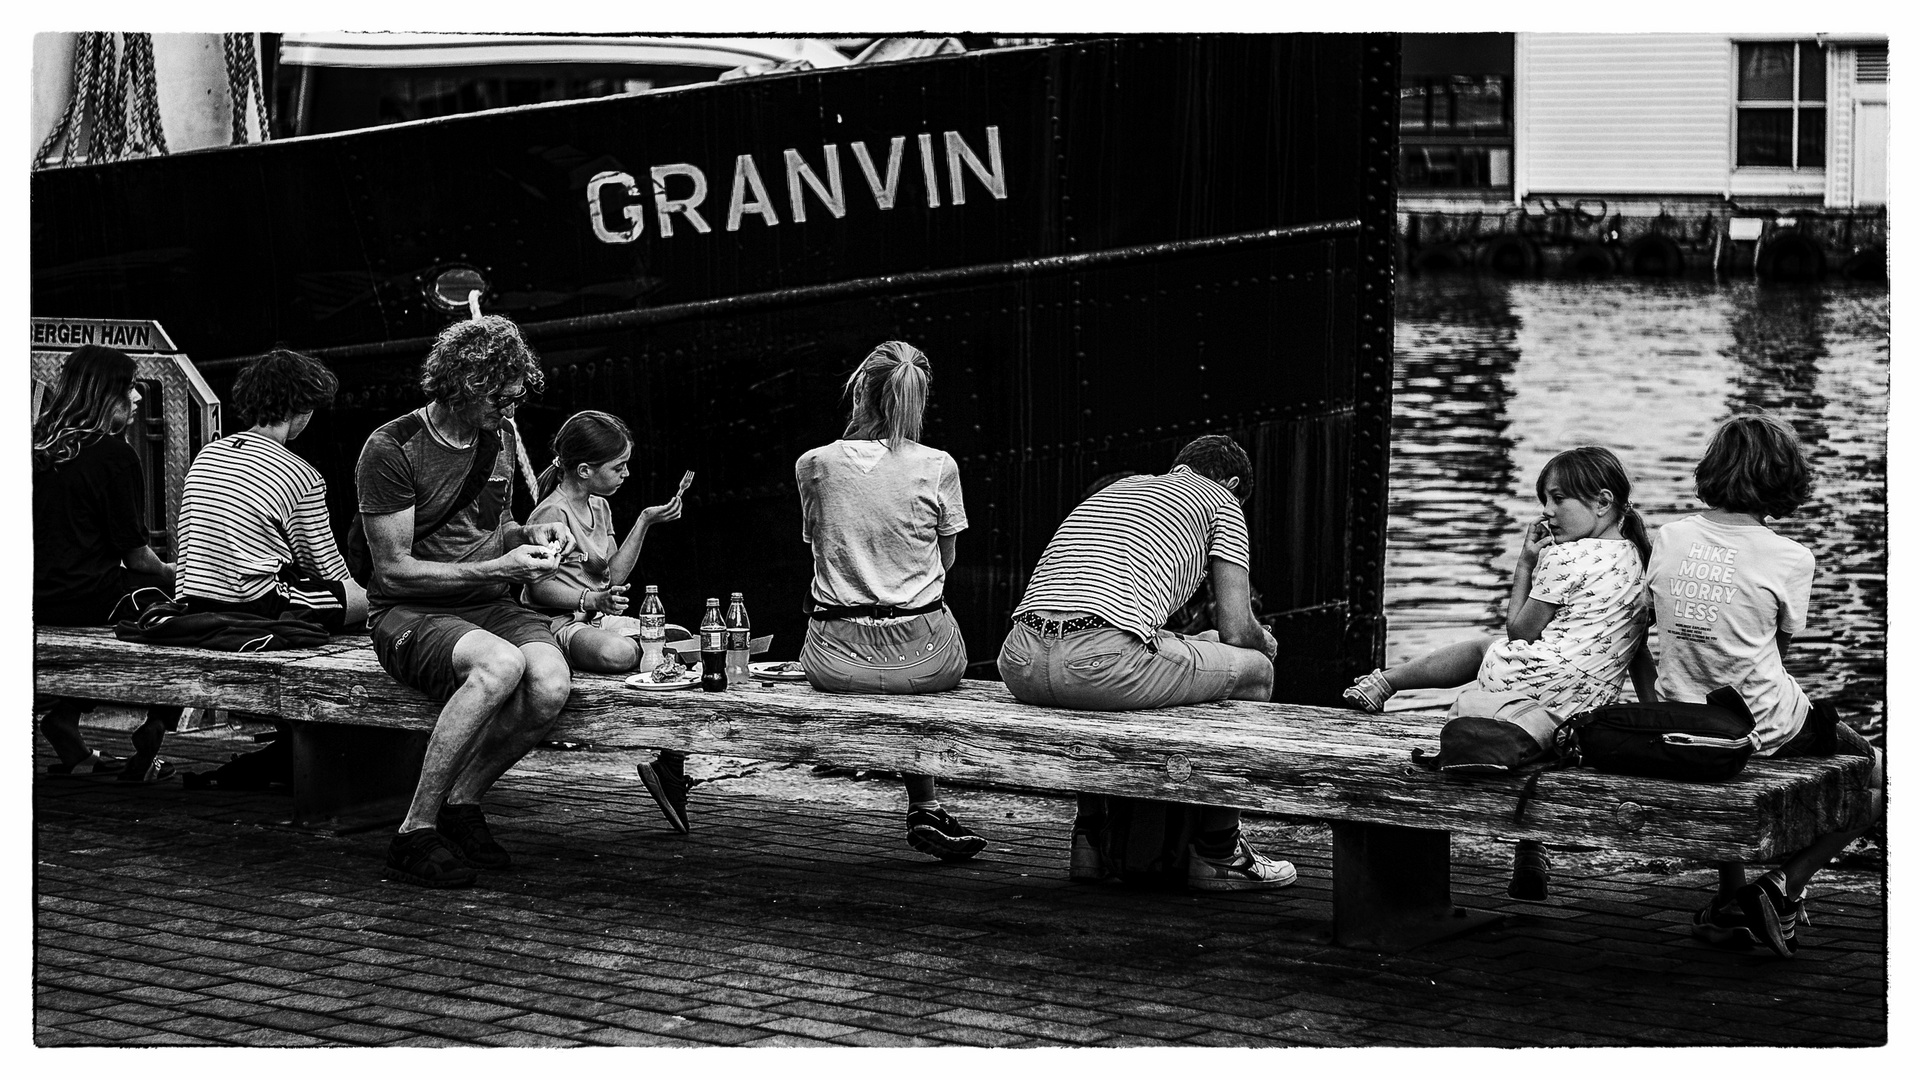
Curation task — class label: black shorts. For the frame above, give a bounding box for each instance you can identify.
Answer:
[369,599,560,703]
[181,568,354,634]
[1775,699,1875,760]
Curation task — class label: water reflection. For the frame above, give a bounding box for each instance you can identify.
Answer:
[1389,276,1888,739]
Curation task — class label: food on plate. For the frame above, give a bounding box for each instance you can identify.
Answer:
[645,657,690,684]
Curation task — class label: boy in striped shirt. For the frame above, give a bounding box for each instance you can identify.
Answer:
[997,435,1292,890]
[175,349,367,631]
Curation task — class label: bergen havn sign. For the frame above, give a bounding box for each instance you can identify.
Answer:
[30,318,177,352]
[587,127,1008,243]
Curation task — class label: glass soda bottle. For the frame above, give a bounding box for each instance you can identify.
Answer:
[636,585,667,670]
[699,598,727,692]
[724,592,751,684]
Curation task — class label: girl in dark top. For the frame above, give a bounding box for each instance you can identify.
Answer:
[33,345,182,782]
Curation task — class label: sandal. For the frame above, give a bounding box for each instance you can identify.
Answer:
[118,755,178,784]
[48,749,128,780]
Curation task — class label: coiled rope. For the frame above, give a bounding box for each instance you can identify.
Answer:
[34,32,168,168]
[222,32,272,145]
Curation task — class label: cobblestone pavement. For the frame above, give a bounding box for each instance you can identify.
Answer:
[34,724,1886,1047]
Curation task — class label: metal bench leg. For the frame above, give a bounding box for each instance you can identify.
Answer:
[1331,821,1503,951]
[288,722,430,833]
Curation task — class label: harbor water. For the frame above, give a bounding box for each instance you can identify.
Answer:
[1388,275,1890,741]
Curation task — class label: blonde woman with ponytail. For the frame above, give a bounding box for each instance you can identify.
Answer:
[793,340,987,861]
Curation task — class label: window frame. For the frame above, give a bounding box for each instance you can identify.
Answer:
[1396,73,1515,192]
[1732,39,1827,173]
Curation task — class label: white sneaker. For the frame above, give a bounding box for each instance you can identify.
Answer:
[1187,836,1299,891]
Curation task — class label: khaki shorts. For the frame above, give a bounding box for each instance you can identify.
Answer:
[996,620,1241,711]
[800,606,967,695]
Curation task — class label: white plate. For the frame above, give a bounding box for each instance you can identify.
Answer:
[749,662,809,682]
[623,672,702,691]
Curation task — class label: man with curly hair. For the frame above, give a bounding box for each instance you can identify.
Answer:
[176,348,367,630]
[356,316,576,887]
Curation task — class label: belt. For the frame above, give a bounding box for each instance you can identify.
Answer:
[1012,611,1155,652]
[806,598,944,621]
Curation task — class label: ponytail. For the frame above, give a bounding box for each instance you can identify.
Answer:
[1621,504,1652,567]
[843,340,931,449]
[536,462,564,503]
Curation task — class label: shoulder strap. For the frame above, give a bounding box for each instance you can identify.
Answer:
[418,426,502,541]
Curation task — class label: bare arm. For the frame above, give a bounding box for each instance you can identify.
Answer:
[122,545,174,591]
[363,507,558,596]
[1629,640,1659,703]
[607,495,683,587]
[1506,518,1557,641]
[1208,558,1274,659]
[938,533,958,572]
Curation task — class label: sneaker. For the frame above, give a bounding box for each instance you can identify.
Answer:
[1187,835,1299,891]
[1069,832,1107,883]
[385,828,477,889]
[636,754,691,834]
[1342,669,1395,712]
[1508,839,1551,901]
[1689,893,1754,949]
[1735,878,1799,959]
[437,803,512,870]
[906,806,988,862]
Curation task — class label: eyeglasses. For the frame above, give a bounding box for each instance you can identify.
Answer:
[487,386,529,410]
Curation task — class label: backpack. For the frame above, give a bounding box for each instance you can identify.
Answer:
[345,417,502,583]
[1411,688,1576,777]
[1567,686,1757,782]
[1087,795,1204,888]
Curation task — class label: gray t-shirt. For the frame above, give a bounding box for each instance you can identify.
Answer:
[355,408,516,611]
[796,439,966,610]
[1645,513,1814,754]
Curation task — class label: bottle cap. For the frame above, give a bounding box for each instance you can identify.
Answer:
[730,592,744,600]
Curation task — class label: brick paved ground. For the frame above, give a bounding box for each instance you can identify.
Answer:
[35,723,1886,1047]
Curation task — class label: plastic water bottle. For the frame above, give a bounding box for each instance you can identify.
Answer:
[699,598,727,692]
[637,585,666,669]
[725,592,751,684]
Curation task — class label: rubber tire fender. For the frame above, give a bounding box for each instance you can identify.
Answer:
[1624,234,1686,278]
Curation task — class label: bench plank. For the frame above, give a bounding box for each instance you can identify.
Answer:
[36,627,1875,863]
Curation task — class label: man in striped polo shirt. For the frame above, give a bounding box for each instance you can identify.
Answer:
[997,435,1292,891]
[176,349,367,631]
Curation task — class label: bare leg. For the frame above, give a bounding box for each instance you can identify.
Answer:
[1381,638,1492,692]
[567,626,639,673]
[1717,863,1746,898]
[1780,749,1884,896]
[1226,651,1274,702]
[398,630,527,834]
[128,706,180,760]
[39,699,92,766]
[904,774,937,803]
[445,642,571,806]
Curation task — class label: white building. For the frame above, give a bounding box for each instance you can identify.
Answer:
[1399,33,1889,277]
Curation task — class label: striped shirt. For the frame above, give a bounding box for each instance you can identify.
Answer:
[1014,466,1251,641]
[176,432,351,605]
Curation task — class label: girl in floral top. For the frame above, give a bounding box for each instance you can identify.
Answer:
[1343,446,1653,899]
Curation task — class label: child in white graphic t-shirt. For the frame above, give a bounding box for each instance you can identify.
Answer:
[1646,412,1883,960]
[1342,446,1654,901]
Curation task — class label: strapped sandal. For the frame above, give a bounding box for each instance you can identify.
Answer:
[118,755,178,784]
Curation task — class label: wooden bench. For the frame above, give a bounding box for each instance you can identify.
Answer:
[35,626,1877,950]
